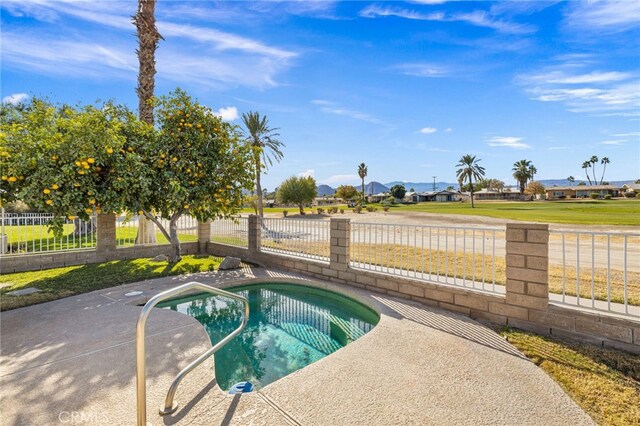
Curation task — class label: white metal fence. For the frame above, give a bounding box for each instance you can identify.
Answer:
[1,213,97,255]
[350,223,506,294]
[210,217,248,248]
[261,218,330,261]
[549,230,640,317]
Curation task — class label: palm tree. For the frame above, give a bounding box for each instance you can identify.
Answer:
[581,161,592,185]
[567,176,575,186]
[456,155,485,208]
[241,111,284,217]
[599,157,610,185]
[590,155,599,186]
[512,159,534,199]
[528,165,537,182]
[357,163,368,201]
[133,0,163,245]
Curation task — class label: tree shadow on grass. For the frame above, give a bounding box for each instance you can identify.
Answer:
[0,256,222,311]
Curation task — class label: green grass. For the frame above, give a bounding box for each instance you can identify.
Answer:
[0,255,222,311]
[500,327,640,425]
[393,200,640,226]
[4,225,197,254]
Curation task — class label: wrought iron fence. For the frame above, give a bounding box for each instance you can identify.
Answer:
[261,218,330,262]
[210,217,249,248]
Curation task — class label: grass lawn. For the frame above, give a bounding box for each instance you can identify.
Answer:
[393,200,640,226]
[500,327,640,425]
[0,255,222,311]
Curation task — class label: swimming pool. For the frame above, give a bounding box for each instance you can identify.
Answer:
[157,282,379,390]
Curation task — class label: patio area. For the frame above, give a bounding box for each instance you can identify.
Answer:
[0,266,593,425]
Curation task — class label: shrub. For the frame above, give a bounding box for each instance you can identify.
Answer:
[329,207,338,214]
[589,193,599,199]
[558,195,566,199]
[282,210,288,217]
[637,192,640,199]
[366,206,377,212]
[354,206,362,213]
[625,191,636,198]
[340,208,345,214]
[316,207,324,214]
[383,206,390,212]
[604,194,612,200]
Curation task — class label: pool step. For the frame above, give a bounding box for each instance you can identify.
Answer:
[229,381,254,394]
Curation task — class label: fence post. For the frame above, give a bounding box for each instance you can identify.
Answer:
[197,220,210,254]
[248,215,261,255]
[505,222,549,312]
[330,218,350,271]
[96,213,117,261]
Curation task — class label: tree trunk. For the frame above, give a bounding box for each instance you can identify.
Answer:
[256,154,263,217]
[135,215,157,244]
[469,176,475,208]
[133,0,162,125]
[72,216,97,237]
[168,216,181,262]
[600,165,607,185]
[298,203,305,215]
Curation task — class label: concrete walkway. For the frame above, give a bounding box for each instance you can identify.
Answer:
[0,267,593,425]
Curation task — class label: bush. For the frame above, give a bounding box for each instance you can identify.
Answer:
[604,194,612,200]
[340,208,345,214]
[282,210,288,217]
[316,207,324,214]
[625,191,636,198]
[637,192,640,199]
[366,206,377,212]
[589,193,599,199]
[329,207,338,214]
[558,195,566,199]
[354,206,362,213]
[383,206,390,212]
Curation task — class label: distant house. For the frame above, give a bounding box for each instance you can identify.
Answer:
[367,193,389,203]
[622,183,640,195]
[404,190,461,203]
[470,188,521,201]
[313,197,343,206]
[545,185,621,200]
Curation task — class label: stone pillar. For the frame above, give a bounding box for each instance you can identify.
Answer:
[197,220,211,253]
[330,218,350,271]
[96,213,116,260]
[248,215,261,255]
[505,222,549,312]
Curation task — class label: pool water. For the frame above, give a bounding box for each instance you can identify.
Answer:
[157,283,379,390]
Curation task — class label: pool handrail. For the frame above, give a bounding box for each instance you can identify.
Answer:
[136,281,250,425]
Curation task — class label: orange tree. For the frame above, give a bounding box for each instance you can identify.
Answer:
[1,99,150,234]
[130,89,254,261]
[1,90,255,262]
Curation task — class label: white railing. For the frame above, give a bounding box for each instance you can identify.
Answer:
[549,230,640,317]
[350,223,505,294]
[115,214,199,247]
[1,213,97,255]
[261,218,330,262]
[210,217,248,248]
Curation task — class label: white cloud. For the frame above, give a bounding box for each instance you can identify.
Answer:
[213,106,239,121]
[2,93,29,104]
[319,174,360,185]
[419,127,438,134]
[311,100,381,124]
[548,146,572,151]
[394,63,449,78]
[359,4,536,34]
[600,140,626,146]
[298,169,315,178]
[486,136,531,149]
[614,132,640,137]
[516,59,640,116]
[445,127,453,132]
[564,1,640,33]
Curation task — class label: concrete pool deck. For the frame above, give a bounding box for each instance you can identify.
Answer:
[1,266,593,425]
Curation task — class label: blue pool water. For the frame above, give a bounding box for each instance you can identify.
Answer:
[157,283,379,390]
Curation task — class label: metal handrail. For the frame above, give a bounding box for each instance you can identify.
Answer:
[136,281,250,425]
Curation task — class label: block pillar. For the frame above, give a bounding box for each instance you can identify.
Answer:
[330,218,350,271]
[248,215,261,255]
[197,220,211,253]
[505,222,549,311]
[96,213,116,260]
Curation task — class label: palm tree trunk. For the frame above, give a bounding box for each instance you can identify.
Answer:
[469,176,475,208]
[585,170,592,186]
[592,164,597,186]
[600,165,607,185]
[361,178,365,202]
[255,154,263,217]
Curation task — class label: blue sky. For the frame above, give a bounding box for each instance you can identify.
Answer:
[2,1,639,189]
